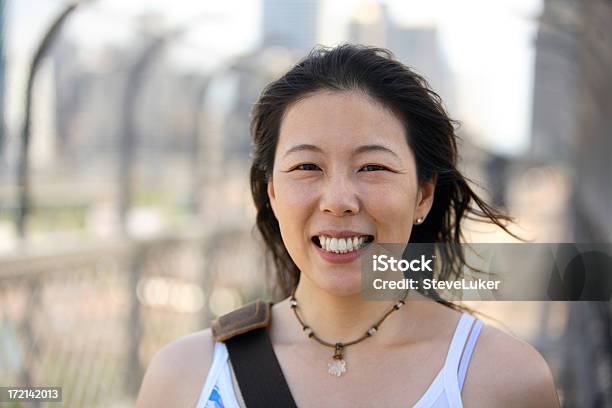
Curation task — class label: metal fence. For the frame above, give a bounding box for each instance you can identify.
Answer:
[0,228,268,407]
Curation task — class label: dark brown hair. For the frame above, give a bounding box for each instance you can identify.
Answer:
[249,44,518,312]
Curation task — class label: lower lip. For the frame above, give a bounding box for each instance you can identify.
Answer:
[313,240,370,264]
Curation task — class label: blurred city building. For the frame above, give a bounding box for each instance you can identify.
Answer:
[567,0,612,405]
[569,2,612,245]
[263,0,319,52]
[532,0,612,406]
[197,47,297,226]
[530,0,580,163]
[349,1,455,113]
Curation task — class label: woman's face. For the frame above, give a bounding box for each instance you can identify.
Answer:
[268,90,435,296]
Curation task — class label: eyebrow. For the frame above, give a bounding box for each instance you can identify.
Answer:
[283,143,401,162]
[354,144,401,161]
[283,144,323,157]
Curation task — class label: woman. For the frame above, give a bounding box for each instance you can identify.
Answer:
[137,44,560,407]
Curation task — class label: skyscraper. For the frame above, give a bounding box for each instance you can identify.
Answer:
[349,1,455,112]
[530,0,580,163]
[262,0,319,52]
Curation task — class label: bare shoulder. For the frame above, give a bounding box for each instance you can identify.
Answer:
[462,320,560,408]
[136,328,215,408]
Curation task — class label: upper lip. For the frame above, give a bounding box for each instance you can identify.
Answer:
[313,230,373,238]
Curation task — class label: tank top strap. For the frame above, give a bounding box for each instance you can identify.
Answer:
[457,318,484,391]
[195,341,229,408]
[443,312,476,372]
[439,313,481,407]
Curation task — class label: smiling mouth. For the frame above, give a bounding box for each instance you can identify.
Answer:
[311,235,375,254]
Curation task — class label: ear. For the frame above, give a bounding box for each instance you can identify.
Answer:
[415,174,436,220]
[267,178,277,217]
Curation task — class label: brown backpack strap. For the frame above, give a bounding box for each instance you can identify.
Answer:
[211,299,271,342]
[211,300,298,408]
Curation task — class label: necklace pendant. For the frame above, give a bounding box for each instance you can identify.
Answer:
[328,359,346,377]
[328,342,346,376]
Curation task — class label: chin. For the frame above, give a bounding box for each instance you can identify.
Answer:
[311,268,363,297]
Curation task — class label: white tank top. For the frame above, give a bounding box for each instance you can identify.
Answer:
[196,312,484,408]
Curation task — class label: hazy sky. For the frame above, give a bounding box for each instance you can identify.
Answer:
[6,0,542,155]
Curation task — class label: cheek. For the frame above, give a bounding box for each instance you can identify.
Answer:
[361,179,416,239]
[271,179,319,272]
[272,178,318,240]
[273,179,318,215]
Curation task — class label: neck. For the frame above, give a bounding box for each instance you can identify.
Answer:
[292,275,407,344]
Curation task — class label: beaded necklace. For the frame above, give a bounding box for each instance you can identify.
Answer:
[289,289,410,377]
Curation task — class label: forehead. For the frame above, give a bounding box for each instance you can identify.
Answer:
[278,90,408,152]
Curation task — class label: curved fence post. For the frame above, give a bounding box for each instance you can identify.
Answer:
[16,3,79,239]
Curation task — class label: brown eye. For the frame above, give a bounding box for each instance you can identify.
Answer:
[295,163,320,171]
[360,164,386,172]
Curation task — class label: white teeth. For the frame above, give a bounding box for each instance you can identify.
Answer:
[330,237,338,251]
[316,235,372,253]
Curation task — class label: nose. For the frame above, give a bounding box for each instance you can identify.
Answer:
[319,172,360,215]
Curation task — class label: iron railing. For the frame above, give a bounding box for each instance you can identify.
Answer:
[0,228,268,407]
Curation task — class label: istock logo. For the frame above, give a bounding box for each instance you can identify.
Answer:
[372,254,434,272]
